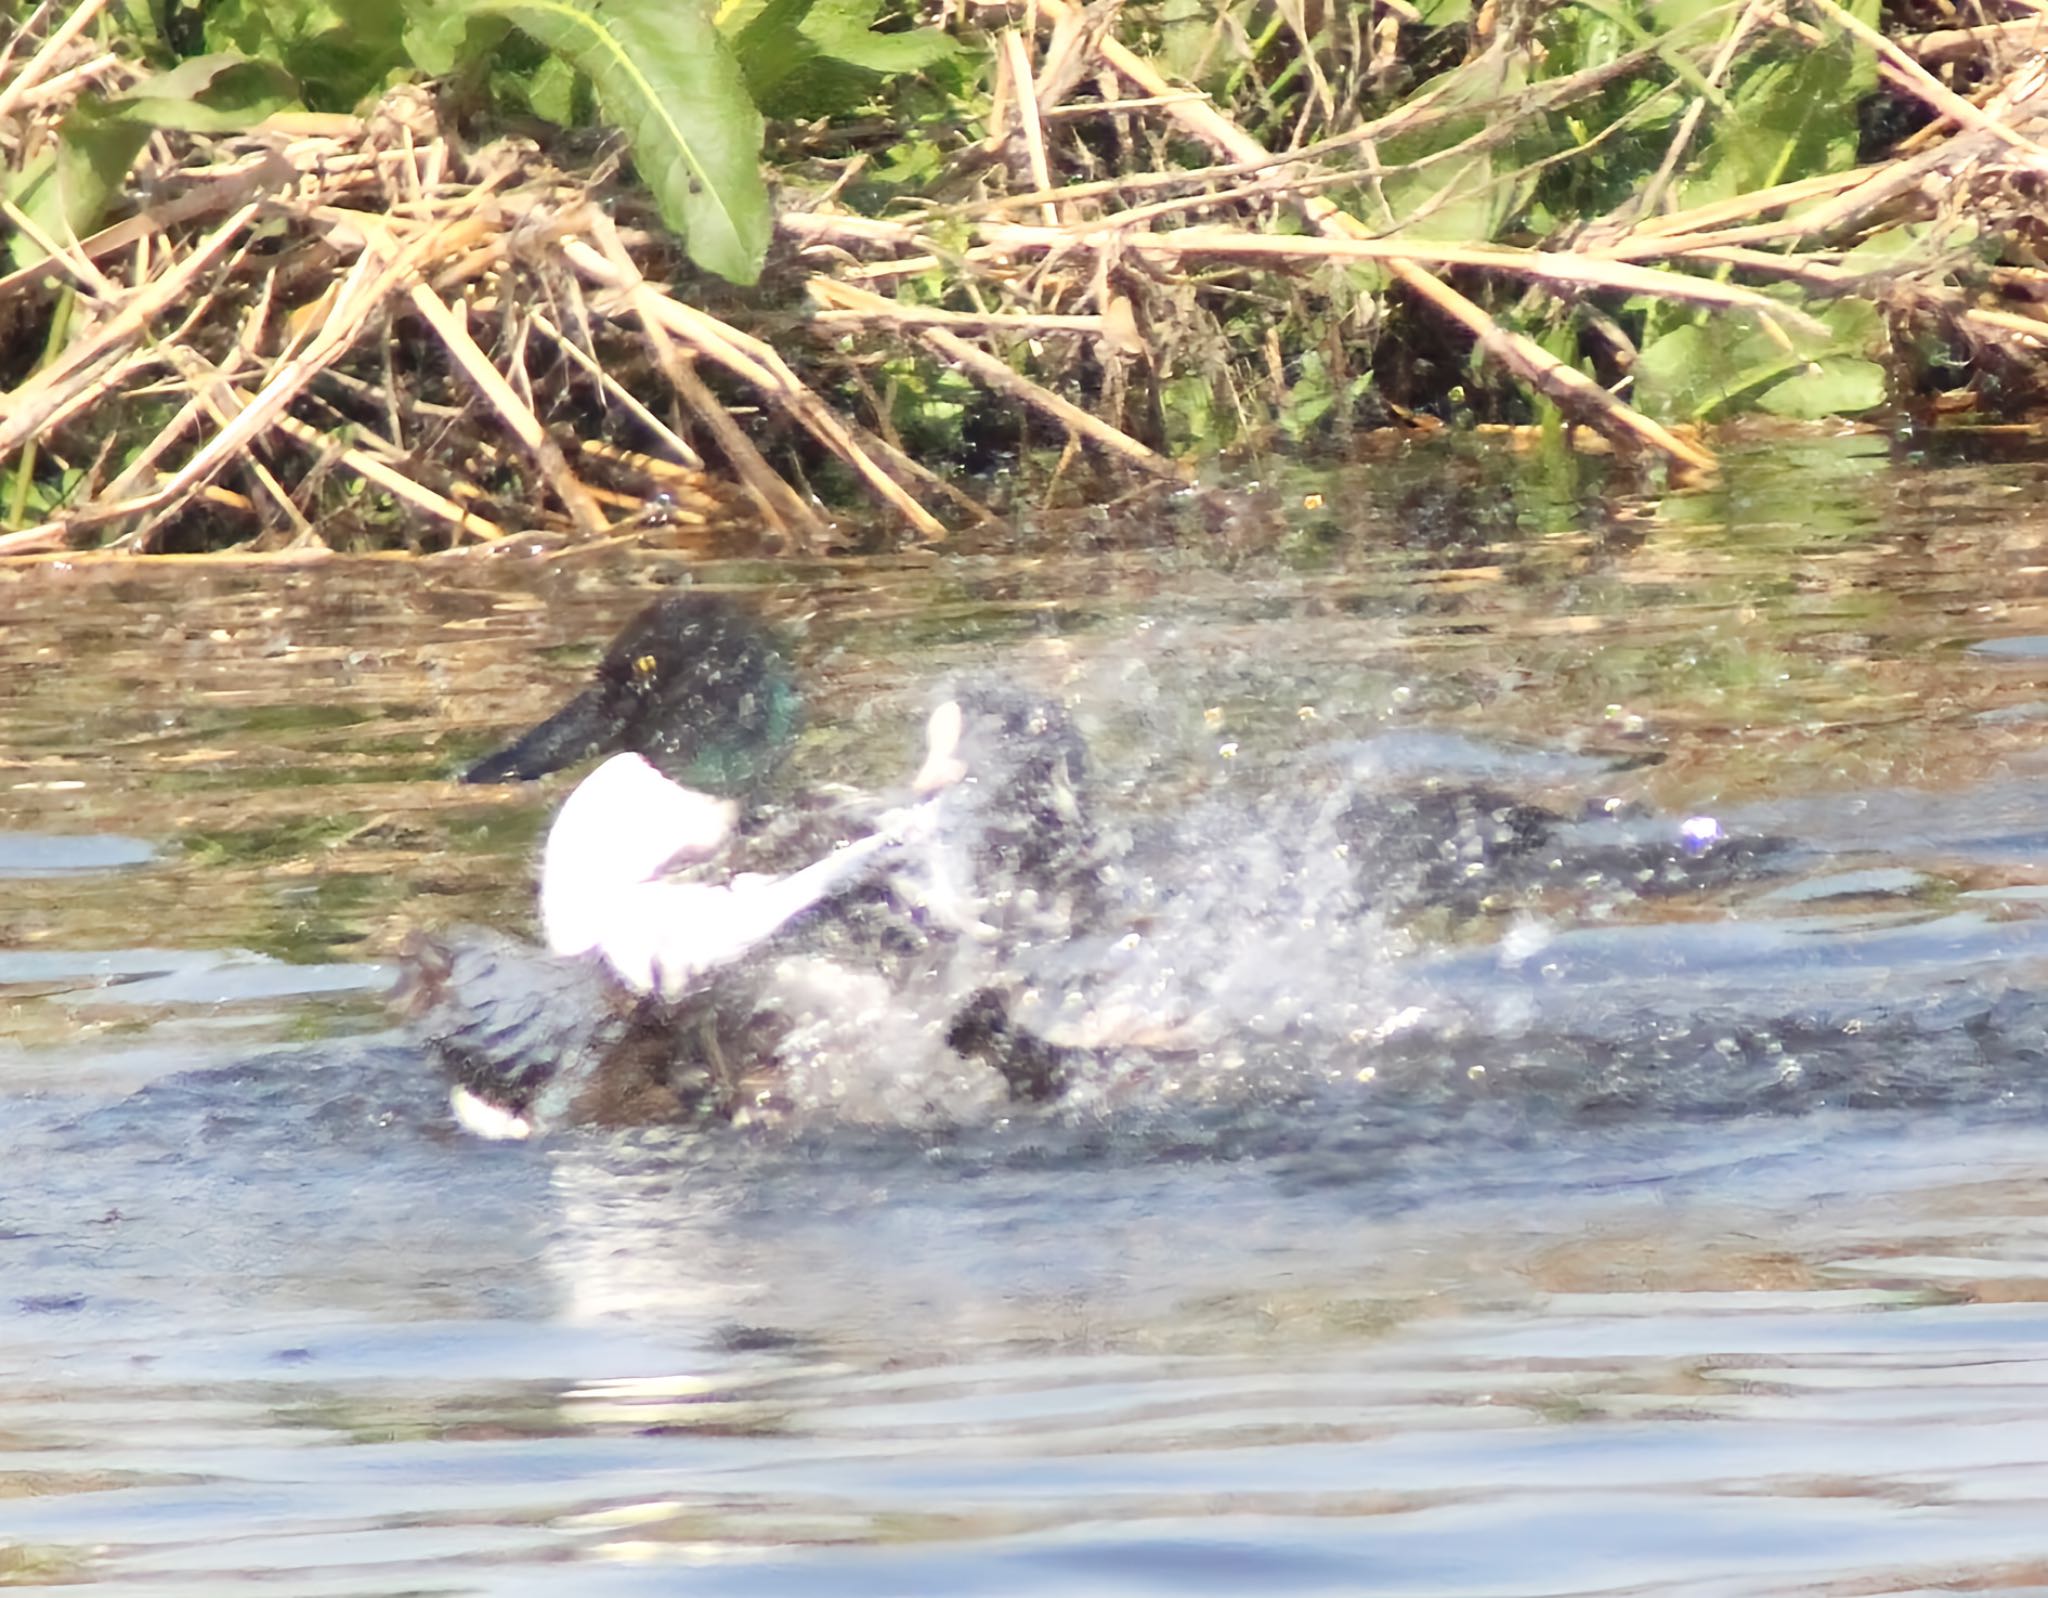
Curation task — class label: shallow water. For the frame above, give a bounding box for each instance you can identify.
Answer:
[16,434,2048,1592]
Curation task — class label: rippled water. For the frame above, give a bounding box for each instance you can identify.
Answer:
[16,434,2048,1593]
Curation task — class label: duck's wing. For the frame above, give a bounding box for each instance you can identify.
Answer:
[886,682,1109,942]
[543,750,948,1002]
[607,821,912,1002]
[539,753,738,960]
[393,927,638,1139]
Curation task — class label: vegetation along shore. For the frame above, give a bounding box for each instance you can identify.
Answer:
[4,0,2046,555]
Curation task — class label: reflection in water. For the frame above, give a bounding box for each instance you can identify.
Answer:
[15,436,2048,1591]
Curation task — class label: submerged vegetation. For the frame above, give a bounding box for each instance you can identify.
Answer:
[2,0,2047,553]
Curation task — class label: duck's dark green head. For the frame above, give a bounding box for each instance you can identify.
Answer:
[463,594,802,794]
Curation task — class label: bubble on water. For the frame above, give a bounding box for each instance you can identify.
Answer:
[1679,815,1723,854]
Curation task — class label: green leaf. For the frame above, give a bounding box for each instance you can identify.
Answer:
[525,51,583,125]
[1635,294,1887,421]
[205,0,412,111]
[723,0,956,119]
[798,0,955,74]
[418,0,769,283]
[92,54,299,130]
[1677,0,1876,211]
[1754,355,1887,419]
[1280,350,1337,442]
[1372,50,1539,243]
[719,0,808,110]
[1412,0,1471,25]
[1161,371,1221,454]
[403,0,505,75]
[7,56,297,270]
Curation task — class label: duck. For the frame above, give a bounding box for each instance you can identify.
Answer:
[401,736,953,1139]
[403,592,836,1136]
[406,594,1781,1136]
[406,593,1108,1135]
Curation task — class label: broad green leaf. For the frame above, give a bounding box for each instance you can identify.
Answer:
[1413,0,1471,25]
[723,0,956,119]
[525,51,583,124]
[1837,222,1972,272]
[6,151,76,271]
[92,55,299,130]
[1635,295,1886,421]
[1373,50,1540,242]
[421,0,769,284]
[1677,0,1876,211]
[720,0,811,112]
[8,56,296,270]
[799,0,955,74]
[404,0,505,74]
[1153,0,1221,85]
[1161,371,1221,454]
[206,0,412,110]
[1755,356,1887,419]
[1280,350,1336,442]
[1650,0,1740,32]
[1632,321,1714,416]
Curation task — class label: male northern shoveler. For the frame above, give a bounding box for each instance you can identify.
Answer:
[403,594,1107,1137]
[405,592,1785,1139]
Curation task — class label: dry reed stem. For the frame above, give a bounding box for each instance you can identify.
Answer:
[0,154,289,302]
[105,223,432,519]
[0,195,120,298]
[976,222,1830,330]
[1683,245,2048,353]
[527,307,707,471]
[807,305,1109,333]
[923,323,1182,478]
[405,279,609,537]
[43,209,444,537]
[997,31,1061,228]
[795,283,1019,523]
[1802,0,2048,160]
[568,438,727,513]
[2,89,993,548]
[1631,0,1769,227]
[667,338,825,549]
[264,409,508,540]
[1623,169,1872,239]
[0,0,64,87]
[0,0,107,123]
[1030,0,1717,472]
[149,345,314,550]
[1387,258,1710,474]
[567,222,834,546]
[96,384,206,509]
[557,230,953,539]
[0,198,265,459]
[3,114,872,545]
[19,0,2048,555]
[1910,16,2048,64]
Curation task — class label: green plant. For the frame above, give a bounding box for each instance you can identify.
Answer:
[7,55,296,270]
[11,0,955,284]
[403,0,957,282]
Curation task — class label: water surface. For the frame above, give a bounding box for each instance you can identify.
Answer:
[13,434,2048,1593]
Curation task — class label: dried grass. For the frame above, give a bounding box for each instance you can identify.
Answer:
[5,0,2048,554]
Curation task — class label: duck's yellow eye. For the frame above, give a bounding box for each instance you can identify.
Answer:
[634,654,657,677]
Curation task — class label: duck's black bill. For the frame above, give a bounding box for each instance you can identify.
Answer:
[462,688,618,783]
